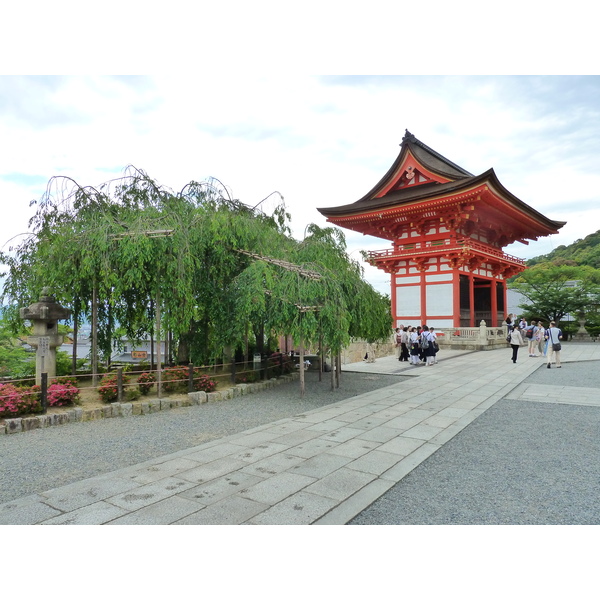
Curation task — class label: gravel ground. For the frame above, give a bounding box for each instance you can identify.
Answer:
[0,371,404,505]
[349,360,600,525]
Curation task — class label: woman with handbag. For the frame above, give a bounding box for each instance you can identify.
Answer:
[509,324,525,364]
[545,321,563,368]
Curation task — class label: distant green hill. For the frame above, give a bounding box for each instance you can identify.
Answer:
[526,230,600,268]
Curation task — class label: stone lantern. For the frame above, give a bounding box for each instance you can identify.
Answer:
[20,288,72,385]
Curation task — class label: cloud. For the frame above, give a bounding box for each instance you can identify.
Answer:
[1,75,599,298]
[0,76,90,128]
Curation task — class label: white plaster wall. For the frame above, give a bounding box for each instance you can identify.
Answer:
[396,285,421,317]
[396,276,420,285]
[426,283,453,315]
[426,273,453,282]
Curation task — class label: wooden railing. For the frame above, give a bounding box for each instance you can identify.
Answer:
[367,238,525,266]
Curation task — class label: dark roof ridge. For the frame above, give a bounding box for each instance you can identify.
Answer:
[402,129,474,177]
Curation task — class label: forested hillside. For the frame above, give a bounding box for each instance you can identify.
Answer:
[526,230,600,268]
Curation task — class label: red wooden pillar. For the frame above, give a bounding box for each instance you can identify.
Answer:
[469,273,475,327]
[453,269,461,328]
[420,269,427,325]
[391,269,398,327]
[490,278,498,326]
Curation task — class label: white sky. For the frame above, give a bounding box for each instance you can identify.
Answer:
[1,6,599,300]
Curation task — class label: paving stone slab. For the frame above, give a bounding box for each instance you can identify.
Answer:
[304,418,355,433]
[289,452,353,478]
[106,476,196,511]
[303,467,377,502]
[317,426,364,444]
[313,478,397,525]
[41,500,129,525]
[356,425,407,443]
[269,428,325,447]
[324,438,380,459]
[0,494,62,525]
[238,453,307,478]
[108,496,202,525]
[401,423,445,441]
[285,437,341,459]
[40,477,142,512]
[182,442,247,464]
[173,495,270,525]
[379,442,441,482]
[174,456,248,485]
[228,430,287,447]
[376,435,426,457]
[229,442,292,464]
[179,472,266,505]
[127,457,205,485]
[345,449,406,476]
[245,491,339,525]
[238,471,317,505]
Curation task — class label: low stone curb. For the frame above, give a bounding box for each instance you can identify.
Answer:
[1,373,300,435]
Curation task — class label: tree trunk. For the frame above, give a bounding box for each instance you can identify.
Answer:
[299,335,305,397]
[330,349,335,391]
[91,284,98,387]
[72,307,78,376]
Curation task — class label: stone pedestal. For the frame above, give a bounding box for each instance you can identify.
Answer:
[572,314,593,343]
[20,288,71,385]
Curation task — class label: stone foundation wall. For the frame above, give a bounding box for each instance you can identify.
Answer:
[341,340,396,364]
[2,372,300,435]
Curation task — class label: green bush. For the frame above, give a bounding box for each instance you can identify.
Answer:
[124,387,141,402]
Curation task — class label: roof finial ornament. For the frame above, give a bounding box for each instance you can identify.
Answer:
[402,129,416,144]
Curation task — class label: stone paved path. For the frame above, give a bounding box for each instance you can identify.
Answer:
[2,343,599,525]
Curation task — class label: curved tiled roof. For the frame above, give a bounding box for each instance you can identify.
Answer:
[317,131,566,234]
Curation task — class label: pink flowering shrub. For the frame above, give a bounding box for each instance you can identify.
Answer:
[0,383,42,418]
[193,373,217,393]
[55,376,79,388]
[136,372,156,395]
[46,383,80,407]
[98,373,130,403]
[161,367,217,393]
[162,367,188,392]
[235,371,259,384]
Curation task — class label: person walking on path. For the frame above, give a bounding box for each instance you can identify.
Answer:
[400,326,410,362]
[421,325,436,366]
[545,321,563,368]
[394,327,403,361]
[526,323,538,356]
[536,321,546,356]
[430,327,439,363]
[509,324,525,364]
[409,327,421,365]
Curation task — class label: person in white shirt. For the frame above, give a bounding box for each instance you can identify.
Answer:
[509,325,525,363]
[400,326,410,362]
[526,324,538,357]
[545,321,563,368]
[535,321,546,356]
[421,325,436,366]
[409,327,421,365]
